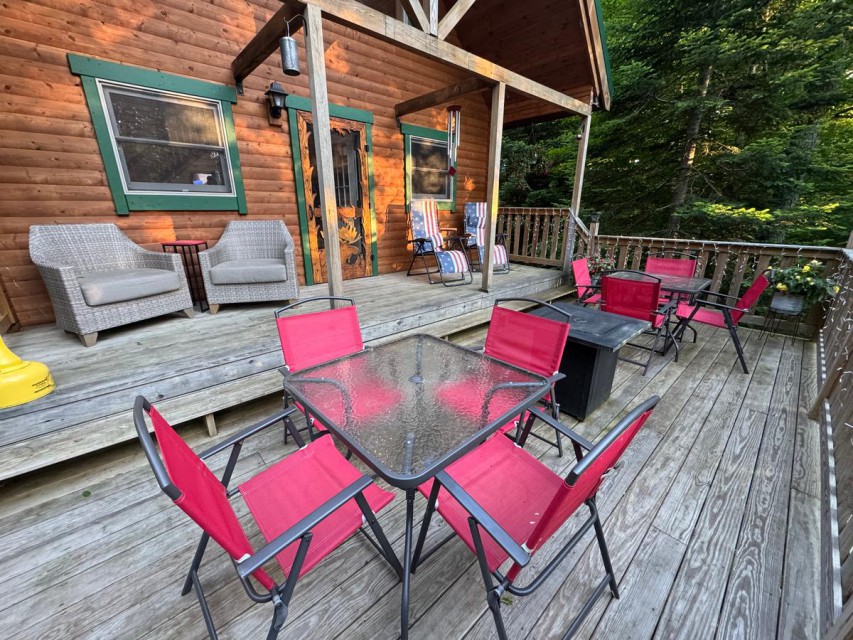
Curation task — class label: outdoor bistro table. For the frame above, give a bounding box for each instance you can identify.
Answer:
[612,270,713,299]
[531,303,650,419]
[283,334,551,639]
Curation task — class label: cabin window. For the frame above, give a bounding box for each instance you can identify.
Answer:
[402,124,456,211]
[69,54,246,215]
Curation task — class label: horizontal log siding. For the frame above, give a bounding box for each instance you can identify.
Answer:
[0,0,490,327]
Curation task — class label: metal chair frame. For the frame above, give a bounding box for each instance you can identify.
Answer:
[134,397,402,640]
[412,397,660,640]
[600,270,680,375]
[406,201,473,287]
[464,202,510,274]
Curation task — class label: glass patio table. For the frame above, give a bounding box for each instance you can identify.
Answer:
[612,270,712,297]
[283,333,551,639]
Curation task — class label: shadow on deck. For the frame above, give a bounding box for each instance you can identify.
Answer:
[0,321,821,639]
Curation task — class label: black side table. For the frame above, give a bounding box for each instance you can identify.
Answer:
[762,292,805,342]
[162,240,209,312]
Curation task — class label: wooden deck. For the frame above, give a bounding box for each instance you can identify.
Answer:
[0,323,822,639]
[0,266,568,480]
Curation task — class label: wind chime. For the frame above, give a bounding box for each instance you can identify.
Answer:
[446,105,461,176]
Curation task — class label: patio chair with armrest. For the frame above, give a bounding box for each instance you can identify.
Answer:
[413,395,660,640]
[433,298,571,456]
[644,252,698,277]
[600,270,679,375]
[407,198,472,286]
[464,202,510,273]
[674,273,769,374]
[134,396,401,640]
[572,258,601,306]
[275,296,402,443]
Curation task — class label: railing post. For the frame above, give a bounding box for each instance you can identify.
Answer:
[587,212,600,257]
[561,208,577,273]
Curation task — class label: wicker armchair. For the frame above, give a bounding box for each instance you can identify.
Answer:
[198,221,298,314]
[29,224,194,347]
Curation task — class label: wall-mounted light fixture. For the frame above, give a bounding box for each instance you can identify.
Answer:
[265,81,287,119]
[280,15,305,76]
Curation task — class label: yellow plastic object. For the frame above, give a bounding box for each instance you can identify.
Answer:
[0,337,55,409]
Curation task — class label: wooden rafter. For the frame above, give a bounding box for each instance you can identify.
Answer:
[401,0,430,32]
[283,0,591,116]
[231,3,304,90]
[437,0,476,40]
[395,77,492,117]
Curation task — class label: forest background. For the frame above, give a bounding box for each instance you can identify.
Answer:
[500,0,853,247]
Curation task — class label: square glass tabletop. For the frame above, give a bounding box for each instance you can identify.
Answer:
[609,271,712,295]
[283,334,550,488]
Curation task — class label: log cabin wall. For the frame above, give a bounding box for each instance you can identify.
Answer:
[0,0,491,327]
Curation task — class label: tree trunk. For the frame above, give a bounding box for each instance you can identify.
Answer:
[780,123,819,209]
[668,62,714,236]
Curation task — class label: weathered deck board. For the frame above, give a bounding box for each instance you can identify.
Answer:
[0,327,821,640]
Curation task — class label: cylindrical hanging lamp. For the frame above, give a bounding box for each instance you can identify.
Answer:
[279,16,304,76]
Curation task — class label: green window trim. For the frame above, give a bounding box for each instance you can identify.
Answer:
[400,123,456,212]
[285,100,379,283]
[69,54,247,215]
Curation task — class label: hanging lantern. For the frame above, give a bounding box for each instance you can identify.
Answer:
[446,104,461,176]
[279,16,304,76]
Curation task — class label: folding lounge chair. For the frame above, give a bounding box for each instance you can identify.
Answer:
[407,198,472,286]
[572,258,601,306]
[600,270,679,375]
[464,202,510,274]
[413,396,660,640]
[275,297,402,442]
[675,273,769,374]
[134,397,401,640]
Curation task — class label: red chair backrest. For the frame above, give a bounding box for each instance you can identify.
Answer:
[601,274,661,323]
[146,405,275,589]
[511,403,655,577]
[645,256,696,278]
[572,259,595,300]
[731,274,770,324]
[484,306,570,377]
[276,306,364,372]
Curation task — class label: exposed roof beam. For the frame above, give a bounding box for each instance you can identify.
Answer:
[231,3,304,90]
[400,0,430,33]
[437,0,476,40]
[285,0,591,116]
[395,77,492,117]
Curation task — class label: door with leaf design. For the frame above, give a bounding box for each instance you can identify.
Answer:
[295,113,374,283]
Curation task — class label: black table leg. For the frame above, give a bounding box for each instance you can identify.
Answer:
[401,488,415,639]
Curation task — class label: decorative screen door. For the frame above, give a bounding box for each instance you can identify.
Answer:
[295,112,374,283]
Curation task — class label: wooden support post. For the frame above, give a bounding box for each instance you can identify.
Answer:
[427,0,438,35]
[564,113,591,271]
[588,213,600,258]
[480,82,506,292]
[204,413,217,437]
[304,4,344,301]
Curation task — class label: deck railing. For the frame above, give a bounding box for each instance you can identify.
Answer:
[814,249,853,629]
[497,207,578,267]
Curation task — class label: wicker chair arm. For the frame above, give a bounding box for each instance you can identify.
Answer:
[135,251,183,271]
[198,241,229,269]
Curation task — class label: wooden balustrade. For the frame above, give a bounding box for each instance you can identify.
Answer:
[497,207,577,267]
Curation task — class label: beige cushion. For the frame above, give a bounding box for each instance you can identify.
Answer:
[209,259,289,285]
[78,269,181,307]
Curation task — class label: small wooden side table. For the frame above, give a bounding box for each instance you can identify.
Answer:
[162,240,209,312]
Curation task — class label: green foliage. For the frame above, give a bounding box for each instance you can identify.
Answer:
[500,0,853,247]
[767,260,839,305]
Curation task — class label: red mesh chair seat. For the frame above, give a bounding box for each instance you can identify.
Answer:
[276,305,363,371]
[241,435,394,578]
[645,256,697,277]
[419,434,563,571]
[675,302,728,328]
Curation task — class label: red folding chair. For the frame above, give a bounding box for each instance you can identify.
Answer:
[275,297,401,442]
[434,298,571,455]
[413,396,659,640]
[134,397,401,640]
[644,253,697,277]
[675,273,770,374]
[600,270,679,375]
[572,258,601,306]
